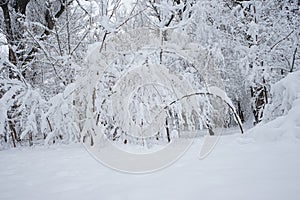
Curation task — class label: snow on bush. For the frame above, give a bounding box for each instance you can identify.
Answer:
[247,70,300,141]
[0,32,8,67]
[76,29,245,149]
[43,83,80,145]
[265,71,300,120]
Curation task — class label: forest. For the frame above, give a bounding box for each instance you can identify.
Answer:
[0,0,300,199]
[1,0,299,148]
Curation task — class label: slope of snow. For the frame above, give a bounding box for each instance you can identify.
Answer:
[265,70,300,120]
[247,70,300,142]
[1,133,300,200]
[246,98,300,142]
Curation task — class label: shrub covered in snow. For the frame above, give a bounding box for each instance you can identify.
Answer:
[247,70,300,141]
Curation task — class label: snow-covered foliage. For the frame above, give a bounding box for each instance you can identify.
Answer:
[0,69,45,147]
[0,0,299,148]
[43,83,80,145]
[75,27,245,148]
[187,0,300,124]
[0,63,79,147]
[265,70,300,121]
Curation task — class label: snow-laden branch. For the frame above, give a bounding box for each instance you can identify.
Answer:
[166,86,244,134]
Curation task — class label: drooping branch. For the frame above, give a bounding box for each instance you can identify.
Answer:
[166,90,244,134]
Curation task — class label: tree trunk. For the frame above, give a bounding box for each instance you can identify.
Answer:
[165,119,171,142]
[13,0,31,15]
[290,47,297,73]
[0,3,13,41]
[8,120,17,148]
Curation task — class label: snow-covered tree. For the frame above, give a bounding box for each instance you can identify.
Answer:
[1,0,298,148]
[185,0,299,125]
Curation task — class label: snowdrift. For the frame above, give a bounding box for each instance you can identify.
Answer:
[246,70,300,141]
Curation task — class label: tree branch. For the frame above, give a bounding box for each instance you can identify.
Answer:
[270,30,294,51]
[166,91,244,134]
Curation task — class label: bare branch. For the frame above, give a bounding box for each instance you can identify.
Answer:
[109,0,122,19]
[25,28,66,84]
[270,30,294,51]
[71,28,90,55]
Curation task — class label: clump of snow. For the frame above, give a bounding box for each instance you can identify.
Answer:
[247,20,260,42]
[0,102,6,137]
[209,86,235,111]
[265,70,300,120]
[246,70,300,141]
[0,32,9,67]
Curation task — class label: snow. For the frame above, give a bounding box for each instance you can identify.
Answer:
[73,0,100,18]
[1,132,300,200]
[0,32,9,67]
[265,70,300,120]
[0,101,6,136]
[0,1,299,199]
[208,86,235,110]
[247,20,260,41]
[247,97,300,142]
[208,86,243,128]
[247,70,300,142]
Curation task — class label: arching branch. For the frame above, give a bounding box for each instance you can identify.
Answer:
[166,90,244,134]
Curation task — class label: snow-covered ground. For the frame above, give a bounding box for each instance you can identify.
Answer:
[1,132,300,200]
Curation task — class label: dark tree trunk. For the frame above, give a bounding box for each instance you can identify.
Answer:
[237,101,244,123]
[44,0,73,35]
[0,3,13,42]
[290,47,297,73]
[8,120,17,148]
[13,0,31,15]
[165,119,171,143]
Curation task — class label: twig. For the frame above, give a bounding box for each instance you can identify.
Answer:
[25,28,65,84]
[109,0,122,19]
[75,0,90,15]
[270,30,294,51]
[71,28,90,55]
[99,4,145,53]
